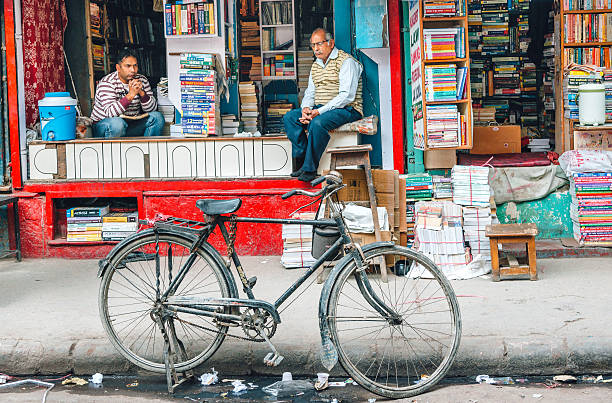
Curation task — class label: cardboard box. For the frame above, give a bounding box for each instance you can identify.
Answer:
[424,149,457,169]
[471,125,521,154]
[336,169,397,201]
[349,230,392,245]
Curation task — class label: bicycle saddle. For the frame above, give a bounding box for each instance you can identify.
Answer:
[196,198,242,215]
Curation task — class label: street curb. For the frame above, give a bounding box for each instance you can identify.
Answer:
[2,336,612,378]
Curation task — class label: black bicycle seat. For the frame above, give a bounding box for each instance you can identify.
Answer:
[196,199,242,215]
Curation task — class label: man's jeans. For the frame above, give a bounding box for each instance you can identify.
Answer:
[93,111,165,138]
[283,106,362,173]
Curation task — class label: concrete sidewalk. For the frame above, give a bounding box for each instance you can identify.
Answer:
[1,256,611,378]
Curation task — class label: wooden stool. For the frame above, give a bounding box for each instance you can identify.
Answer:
[327,144,388,282]
[485,223,538,281]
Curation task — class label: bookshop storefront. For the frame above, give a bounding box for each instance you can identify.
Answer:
[5,0,405,258]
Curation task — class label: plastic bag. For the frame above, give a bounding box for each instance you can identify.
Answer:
[342,203,389,233]
[559,150,612,175]
[262,380,313,397]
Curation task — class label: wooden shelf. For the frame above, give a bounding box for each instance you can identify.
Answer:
[424,57,467,64]
[261,24,294,28]
[564,8,612,14]
[564,42,612,47]
[425,99,470,105]
[262,75,297,80]
[48,239,120,246]
[423,16,465,22]
[262,49,294,53]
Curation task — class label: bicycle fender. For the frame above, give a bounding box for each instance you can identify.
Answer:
[317,241,394,371]
[97,228,240,300]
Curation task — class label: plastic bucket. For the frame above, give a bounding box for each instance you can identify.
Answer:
[38,92,78,141]
[578,83,606,126]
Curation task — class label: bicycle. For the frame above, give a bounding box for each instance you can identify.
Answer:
[97,171,461,399]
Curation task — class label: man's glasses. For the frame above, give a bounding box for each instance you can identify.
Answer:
[310,40,329,49]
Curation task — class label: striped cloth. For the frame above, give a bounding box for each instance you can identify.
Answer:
[91,71,157,122]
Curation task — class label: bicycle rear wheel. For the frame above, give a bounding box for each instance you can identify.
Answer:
[99,232,231,373]
[327,245,461,399]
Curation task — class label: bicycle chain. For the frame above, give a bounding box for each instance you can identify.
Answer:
[174,316,266,342]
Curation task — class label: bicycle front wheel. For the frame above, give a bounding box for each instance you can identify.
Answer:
[99,232,231,373]
[327,245,461,399]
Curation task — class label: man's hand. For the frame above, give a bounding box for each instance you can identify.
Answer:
[299,107,321,124]
[127,79,143,100]
[309,109,320,119]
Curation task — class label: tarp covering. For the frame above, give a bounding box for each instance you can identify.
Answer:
[489,165,569,204]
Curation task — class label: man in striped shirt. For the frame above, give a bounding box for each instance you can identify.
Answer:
[91,49,164,138]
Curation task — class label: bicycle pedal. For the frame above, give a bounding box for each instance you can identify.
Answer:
[264,352,284,367]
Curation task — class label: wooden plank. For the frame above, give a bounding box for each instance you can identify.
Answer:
[485,223,538,237]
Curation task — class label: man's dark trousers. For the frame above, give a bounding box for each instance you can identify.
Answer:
[283,105,362,173]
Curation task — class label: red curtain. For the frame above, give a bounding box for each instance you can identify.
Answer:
[21,0,67,127]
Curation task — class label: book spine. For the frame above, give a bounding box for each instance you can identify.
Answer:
[197,4,205,34]
[165,4,173,35]
[208,2,215,35]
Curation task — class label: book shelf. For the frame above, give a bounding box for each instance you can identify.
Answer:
[162,0,220,38]
[64,0,166,117]
[556,1,612,152]
[411,0,473,151]
[259,0,297,81]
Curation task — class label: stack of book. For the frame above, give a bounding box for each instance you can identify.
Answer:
[473,106,496,123]
[164,1,216,36]
[462,206,492,260]
[297,49,314,101]
[66,206,109,242]
[423,0,456,17]
[563,69,603,120]
[90,2,103,38]
[527,138,551,152]
[425,64,457,101]
[92,44,105,72]
[239,81,259,133]
[492,56,521,96]
[280,212,316,269]
[264,102,292,134]
[433,175,453,198]
[426,105,463,148]
[413,201,468,277]
[480,0,508,56]
[451,165,491,207]
[180,53,217,137]
[222,114,240,136]
[406,202,416,243]
[102,212,138,241]
[470,58,486,98]
[482,98,510,122]
[263,54,295,77]
[240,21,260,47]
[423,28,465,59]
[570,172,612,246]
[605,69,612,120]
[404,173,434,201]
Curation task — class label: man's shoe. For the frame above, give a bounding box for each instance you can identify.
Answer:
[290,168,303,178]
[298,171,317,182]
[290,156,305,177]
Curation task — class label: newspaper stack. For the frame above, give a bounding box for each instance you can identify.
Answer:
[280,212,316,269]
[412,201,468,278]
[462,206,492,260]
[451,165,491,207]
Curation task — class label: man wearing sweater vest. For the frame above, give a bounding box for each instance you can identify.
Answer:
[283,28,363,182]
[91,49,165,138]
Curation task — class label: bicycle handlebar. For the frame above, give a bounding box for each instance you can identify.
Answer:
[281,172,344,200]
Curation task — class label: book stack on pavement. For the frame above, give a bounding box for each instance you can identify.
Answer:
[411,201,469,278]
[239,81,259,133]
[281,212,316,269]
[433,175,453,198]
[528,138,551,152]
[102,212,138,241]
[462,206,493,261]
[66,206,109,242]
[180,53,217,137]
[403,173,434,201]
[451,165,491,207]
[570,172,612,246]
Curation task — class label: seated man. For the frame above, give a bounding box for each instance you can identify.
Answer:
[283,28,363,182]
[91,49,164,138]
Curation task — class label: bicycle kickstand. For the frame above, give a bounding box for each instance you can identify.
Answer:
[256,323,284,367]
[154,314,195,393]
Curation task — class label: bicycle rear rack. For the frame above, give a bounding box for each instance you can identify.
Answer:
[150,216,209,235]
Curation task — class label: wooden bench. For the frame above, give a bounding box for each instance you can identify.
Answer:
[318,116,378,174]
[485,223,538,281]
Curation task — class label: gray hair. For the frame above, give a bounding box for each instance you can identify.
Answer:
[312,28,333,41]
